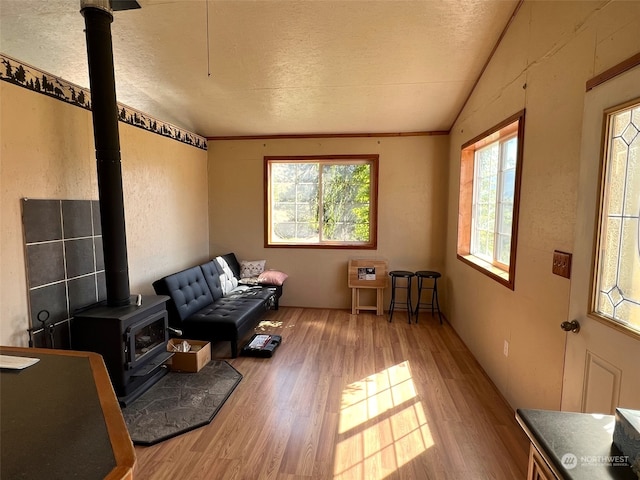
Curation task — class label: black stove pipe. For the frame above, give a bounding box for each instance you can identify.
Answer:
[81,1,130,307]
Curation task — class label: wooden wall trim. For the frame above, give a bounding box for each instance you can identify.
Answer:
[207,131,449,141]
[586,52,640,91]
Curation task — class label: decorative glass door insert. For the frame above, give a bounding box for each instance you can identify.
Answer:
[593,100,640,333]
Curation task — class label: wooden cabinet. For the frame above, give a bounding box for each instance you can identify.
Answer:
[527,444,557,480]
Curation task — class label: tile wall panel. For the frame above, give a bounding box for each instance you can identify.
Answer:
[21,198,103,349]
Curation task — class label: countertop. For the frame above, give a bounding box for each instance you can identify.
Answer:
[516,408,637,480]
[0,346,135,480]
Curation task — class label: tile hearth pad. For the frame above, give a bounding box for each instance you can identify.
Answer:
[121,360,242,445]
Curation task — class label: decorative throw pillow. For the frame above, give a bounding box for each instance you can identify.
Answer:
[258,270,288,286]
[240,260,266,278]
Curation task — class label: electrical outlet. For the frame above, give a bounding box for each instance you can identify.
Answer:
[503,340,509,357]
[552,250,572,279]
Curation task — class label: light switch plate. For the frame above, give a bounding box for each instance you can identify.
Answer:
[552,250,572,279]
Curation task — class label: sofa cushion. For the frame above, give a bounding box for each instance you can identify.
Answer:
[152,266,213,323]
[183,297,266,340]
[200,260,224,301]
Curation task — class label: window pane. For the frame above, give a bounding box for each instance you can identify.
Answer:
[272,163,296,182]
[469,129,518,266]
[594,103,640,332]
[324,223,348,241]
[296,203,315,222]
[479,177,495,202]
[483,231,494,260]
[498,204,512,235]
[503,137,518,170]
[296,183,317,203]
[477,144,496,176]
[623,130,639,216]
[616,301,640,328]
[497,234,511,265]
[607,137,628,216]
[618,218,640,302]
[476,203,488,230]
[500,169,515,203]
[273,203,296,223]
[474,230,493,261]
[598,217,621,293]
[471,140,502,262]
[273,182,295,203]
[273,222,296,240]
[612,109,632,136]
[321,163,371,242]
[271,163,320,242]
[295,222,319,241]
[297,163,319,183]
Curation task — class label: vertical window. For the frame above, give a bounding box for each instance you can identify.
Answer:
[593,100,640,333]
[457,111,525,289]
[265,155,378,248]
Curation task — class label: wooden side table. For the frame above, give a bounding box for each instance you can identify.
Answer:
[348,259,388,315]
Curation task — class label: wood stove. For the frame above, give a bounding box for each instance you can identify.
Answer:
[71,295,173,405]
[64,2,175,406]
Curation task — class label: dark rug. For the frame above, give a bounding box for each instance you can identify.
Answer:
[121,360,242,446]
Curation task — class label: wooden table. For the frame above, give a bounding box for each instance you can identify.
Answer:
[0,346,135,480]
[348,259,388,315]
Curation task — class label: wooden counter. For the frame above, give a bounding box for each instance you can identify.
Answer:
[0,346,135,479]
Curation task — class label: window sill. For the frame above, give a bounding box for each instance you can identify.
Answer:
[457,253,514,290]
[266,243,376,249]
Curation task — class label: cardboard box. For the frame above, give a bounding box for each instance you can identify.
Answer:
[166,339,211,372]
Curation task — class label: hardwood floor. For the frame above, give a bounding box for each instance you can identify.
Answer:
[133,308,529,479]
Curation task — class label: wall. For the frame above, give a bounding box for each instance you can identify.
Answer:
[445,0,640,410]
[208,136,449,309]
[0,80,209,346]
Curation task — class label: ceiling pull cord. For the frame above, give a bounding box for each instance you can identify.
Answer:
[206,0,211,77]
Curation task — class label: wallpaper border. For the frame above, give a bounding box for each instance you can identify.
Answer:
[1,53,207,151]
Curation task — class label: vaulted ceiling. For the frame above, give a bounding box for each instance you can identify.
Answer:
[0,0,518,137]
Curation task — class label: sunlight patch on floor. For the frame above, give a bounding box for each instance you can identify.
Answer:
[334,361,434,479]
[256,320,286,331]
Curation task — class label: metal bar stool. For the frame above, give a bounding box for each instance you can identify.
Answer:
[414,270,443,324]
[388,271,414,323]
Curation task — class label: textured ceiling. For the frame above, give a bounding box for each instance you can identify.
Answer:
[0,0,518,137]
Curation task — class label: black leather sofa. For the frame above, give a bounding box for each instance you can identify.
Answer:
[153,253,283,357]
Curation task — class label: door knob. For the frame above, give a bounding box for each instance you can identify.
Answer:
[560,320,580,333]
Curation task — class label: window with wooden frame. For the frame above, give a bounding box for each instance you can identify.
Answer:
[592,99,640,334]
[265,155,378,248]
[457,110,525,289]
